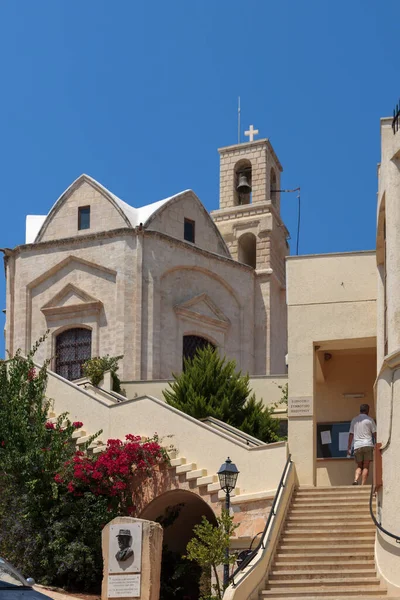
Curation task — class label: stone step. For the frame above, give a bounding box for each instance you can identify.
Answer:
[287,512,372,520]
[278,540,374,549]
[175,462,197,474]
[75,435,94,445]
[290,504,371,513]
[293,496,371,505]
[296,486,372,493]
[260,593,390,599]
[71,429,87,439]
[266,577,380,588]
[197,475,217,487]
[269,569,377,580]
[186,468,207,481]
[282,529,374,538]
[170,457,186,467]
[285,520,373,528]
[207,481,223,492]
[273,559,375,569]
[93,445,107,454]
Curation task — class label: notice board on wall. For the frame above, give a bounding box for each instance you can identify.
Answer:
[317,421,351,458]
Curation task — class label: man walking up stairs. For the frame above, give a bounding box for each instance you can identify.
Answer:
[260,486,397,599]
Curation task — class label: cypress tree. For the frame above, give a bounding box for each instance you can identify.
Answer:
[163,346,280,443]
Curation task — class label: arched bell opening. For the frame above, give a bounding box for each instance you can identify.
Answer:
[270,167,278,206]
[140,489,218,600]
[234,159,252,206]
[238,232,257,269]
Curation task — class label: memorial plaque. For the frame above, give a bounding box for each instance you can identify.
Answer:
[107,574,141,598]
[288,396,313,417]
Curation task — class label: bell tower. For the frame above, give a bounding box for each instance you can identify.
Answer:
[211,129,289,374]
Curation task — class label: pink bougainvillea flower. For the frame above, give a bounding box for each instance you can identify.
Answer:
[45,422,55,430]
[73,421,83,429]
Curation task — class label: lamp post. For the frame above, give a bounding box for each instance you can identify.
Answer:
[217,457,239,589]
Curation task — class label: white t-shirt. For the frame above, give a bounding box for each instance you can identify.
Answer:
[350,414,376,449]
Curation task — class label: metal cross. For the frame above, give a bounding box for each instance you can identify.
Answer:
[244,124,259,142]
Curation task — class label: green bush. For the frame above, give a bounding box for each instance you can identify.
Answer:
[163,346,281,443]
[82,354,123,393]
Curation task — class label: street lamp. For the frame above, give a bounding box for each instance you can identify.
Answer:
[217,457,239,589]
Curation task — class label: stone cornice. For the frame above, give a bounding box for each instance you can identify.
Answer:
[10,226,255,275]
[218,138,283,172]
[384,348,400,370]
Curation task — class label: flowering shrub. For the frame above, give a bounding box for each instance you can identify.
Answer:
[56,434,169,513]
[0,338,170,592]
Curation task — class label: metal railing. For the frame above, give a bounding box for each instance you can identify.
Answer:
[369,484,400,543]
[229,454,293,586]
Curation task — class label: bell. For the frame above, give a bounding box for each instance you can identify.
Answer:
[237,173,251,195]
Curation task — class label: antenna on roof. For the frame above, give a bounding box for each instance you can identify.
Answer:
[238,97,241,144]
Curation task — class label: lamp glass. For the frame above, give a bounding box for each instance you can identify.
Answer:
[217,457,239,493]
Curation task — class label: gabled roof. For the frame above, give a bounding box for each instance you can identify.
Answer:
[25,174,191,244]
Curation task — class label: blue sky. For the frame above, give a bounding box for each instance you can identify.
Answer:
[0,1,397,355]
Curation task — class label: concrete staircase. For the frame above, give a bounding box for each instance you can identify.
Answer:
[261,486,395,600]
[47,413,241,501]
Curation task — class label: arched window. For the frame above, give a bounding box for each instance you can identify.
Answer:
[270,168,277,205]
[182,335,215,369]
[238,232,257,268]
[55,328,92,381]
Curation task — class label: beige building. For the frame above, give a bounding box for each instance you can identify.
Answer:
[3,137,288,385]
[4,117,400,596]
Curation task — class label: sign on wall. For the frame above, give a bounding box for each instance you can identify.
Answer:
[288,396,313,417]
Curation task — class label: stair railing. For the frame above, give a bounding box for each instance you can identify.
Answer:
[369,484,400,543]
[228,454,293,589]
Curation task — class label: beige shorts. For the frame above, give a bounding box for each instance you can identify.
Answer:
[354,446,373,463]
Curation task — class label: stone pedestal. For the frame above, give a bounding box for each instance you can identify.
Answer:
[102,517,163,600]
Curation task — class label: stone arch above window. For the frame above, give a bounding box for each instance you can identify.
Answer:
[182,334,215,369]
[238,232,257,269]
[234,159,252,206]
[55,327,92,381]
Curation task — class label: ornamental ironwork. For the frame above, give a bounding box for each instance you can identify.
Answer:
[55,328,92,381]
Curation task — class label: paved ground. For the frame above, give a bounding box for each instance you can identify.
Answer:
[35,585,100,600]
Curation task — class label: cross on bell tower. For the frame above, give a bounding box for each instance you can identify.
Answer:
[244,125,259,142]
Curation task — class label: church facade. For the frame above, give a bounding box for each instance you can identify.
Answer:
[3,136,288,382]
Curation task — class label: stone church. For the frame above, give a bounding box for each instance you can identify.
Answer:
[3,134,288,383]
[6,117,400,598]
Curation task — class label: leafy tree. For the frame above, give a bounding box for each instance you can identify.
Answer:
[163,346,280,443]
[185,510,238,600]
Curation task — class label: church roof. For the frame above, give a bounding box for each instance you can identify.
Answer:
[25,174,191,244]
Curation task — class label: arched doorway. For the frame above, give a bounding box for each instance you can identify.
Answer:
[182,335,215,369]
[55,327,92,380]
[140,490,218,600]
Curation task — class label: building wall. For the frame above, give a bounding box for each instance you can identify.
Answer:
[375,117,400,592]
[37,180,129,242]
[141,232,257,378]
[146,192,229,257]
[6,233,137,380]
[286,251,377,485]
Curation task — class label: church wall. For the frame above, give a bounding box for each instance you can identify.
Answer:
[38,181,129,242]
[7,233,138,380]
[140,233,255,378]
[286,252,377,485]
[146,193,229,257]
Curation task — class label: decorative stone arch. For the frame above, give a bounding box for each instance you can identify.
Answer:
[50,323,97,380]
[234,158,252,206]
[237,232,257,269]
[182,333,217,368]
